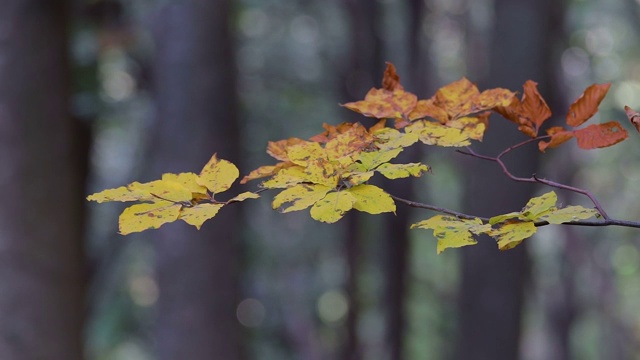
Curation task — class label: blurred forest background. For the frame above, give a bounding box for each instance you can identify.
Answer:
[3,0,640,359]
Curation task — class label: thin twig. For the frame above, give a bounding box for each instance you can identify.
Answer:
[389,194,488,221]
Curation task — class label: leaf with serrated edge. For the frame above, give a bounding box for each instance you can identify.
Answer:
[376,163,430,179]
[272,184,332,213]
[538,206,599,224]
[119,201,181,235]
[179,203,225,229]
[489,221,537,250]
[348,184,395,214]
[198,154,239,194]
[310,191,356,223]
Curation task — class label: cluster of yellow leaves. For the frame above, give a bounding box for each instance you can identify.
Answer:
[87,154,259,234]
[411,191,600,253]
[242,122,429,223]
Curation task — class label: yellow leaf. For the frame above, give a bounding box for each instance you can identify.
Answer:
[406,120,472,147]
[376,163,430,179]
[162,172,208,195]
[411,215,491,254]
[356,148,403,169]
[88,179,191,203]
[373,128,420,150]
[521,191,557,220]
[489,221,537,250]
[538,206,599,224]
[287,141,325,167]
[272,184,333,213]
[342,170,375,186]
[446,116,487,141]
[179,203,225,229]
[310,191,356,223]
[119,201,181,235]
[304,157,340,187]
[87,182,152,203]
[240,162,294,184]
[348,184,395,214]
[197,154,239,194]
[489,211,522,225]
[261,166,308,189]
[228,191,261,203]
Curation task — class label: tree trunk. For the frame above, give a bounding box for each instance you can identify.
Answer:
[0,1,86,359]
[341,1,384,359]
[456,1,563,359]
[149,1,243,359]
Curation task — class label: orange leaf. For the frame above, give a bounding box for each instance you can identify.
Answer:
[574,121,628,149]
[566,83,611,127]
[538,126,574,152]
[495,80,551,137]
[342,88,418,120]
[434,78,480,118]
[407,98,449,123]
[382,62,403,91]
[267,138,305,161]
[624,105,640,133]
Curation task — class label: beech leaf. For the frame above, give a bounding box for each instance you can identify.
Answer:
[198,154,239,194]
[347,184,396,215]
[411,215,491,254]
[310,191,357,223]
[179,203,225,229]
[272,184,333,213]
[489,221,537,250]
[119,201,181,235]
[574,122,628,149]
[566,83,611,127]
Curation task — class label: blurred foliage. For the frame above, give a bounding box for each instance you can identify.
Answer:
[81,0,640,359]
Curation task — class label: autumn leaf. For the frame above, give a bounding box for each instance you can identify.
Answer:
[266,138,306,161]
[405,120,472,147]
[373,127,419,150]
[538,126,574,152]
[376,163,430,179]
[432,77,514,120]
[198,154,240,194]
[347,184,396,214]
[342,88,418,120]
[573,122,628,150]
[489,221,537,251]
[272,184,333,213]
[625,105,640,133]
[240,162,294,184]
[566,83,611,127]
[538,206,599,224]
[382,62,403,91]
[179,203,225,229]
[494,80,551,137]
[411,215,491,254]
[310,191,357,223]
[87,179,191,203]
[119,201,182,235]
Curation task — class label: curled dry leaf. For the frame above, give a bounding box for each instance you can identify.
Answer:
[625,105,640,133]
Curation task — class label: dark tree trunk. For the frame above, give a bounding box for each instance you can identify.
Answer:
[0,1,86,359]
[341,1,384,359]
[149,1,243,359]
[456,1,564,359]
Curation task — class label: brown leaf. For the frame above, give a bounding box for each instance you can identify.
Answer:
[538,126,574,152]
[624,105,640,133]
[382,62,403,91]
[494,80,551,137]
[566,83,611,127]
[407,98,449,123]
[574,121,628,149]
